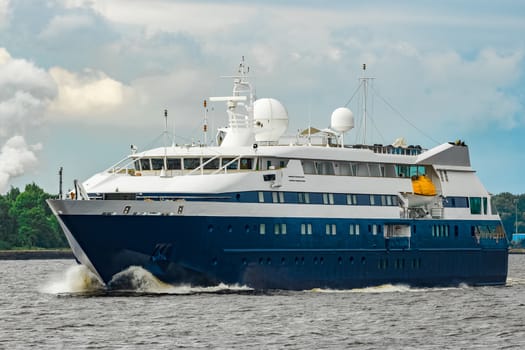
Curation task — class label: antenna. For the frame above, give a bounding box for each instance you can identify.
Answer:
[203,100,208,145]
[163,109,168,172]
[359,63,374,144]
[58,167,63,199]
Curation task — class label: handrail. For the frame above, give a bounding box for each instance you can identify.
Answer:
[212,156,241,174]
[186,155,221,175]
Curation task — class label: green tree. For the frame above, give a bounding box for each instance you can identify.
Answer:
[0,195,15,249]
[491,192,525,242]
[8,183,67,249]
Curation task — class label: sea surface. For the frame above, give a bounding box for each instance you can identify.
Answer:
[1,255,525,349]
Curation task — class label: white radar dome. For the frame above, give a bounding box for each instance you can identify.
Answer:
[253,98,289,143]
[330,107,354,133]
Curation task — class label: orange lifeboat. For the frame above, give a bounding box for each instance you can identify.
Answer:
[411,175,436,196]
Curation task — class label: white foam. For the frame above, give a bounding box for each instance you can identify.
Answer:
[308,283,470,294]
[40,264,104,294]
[505,277,525,287]
[108,266,253,294]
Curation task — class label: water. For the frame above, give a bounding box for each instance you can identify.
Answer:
[1,256,525,349]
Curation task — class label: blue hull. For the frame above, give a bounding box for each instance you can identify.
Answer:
[58,213,509,290]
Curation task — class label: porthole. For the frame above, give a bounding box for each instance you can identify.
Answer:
[212,258,218,266]
[338,256,343,264]
[227,224,233,233]
[245,224,250,233]
[242,258,247,265]
[349,256,354,264]
[208,225,214,233]
[361,256,366,264]
[281,257,286,265]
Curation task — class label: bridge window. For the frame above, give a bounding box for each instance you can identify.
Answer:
[167,158,181,170]
[151,158,164,170]
[140,158,151,171]
[240,158,253,170]
[469,197,482,214]
[203,158,220,169]
[222,158,238,170]
[183,158,200,170]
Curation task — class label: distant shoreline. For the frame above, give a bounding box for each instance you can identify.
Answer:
[0,249,74,260]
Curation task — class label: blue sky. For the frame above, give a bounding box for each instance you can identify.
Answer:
[0,0,524,195]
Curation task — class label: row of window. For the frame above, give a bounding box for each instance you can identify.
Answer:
[135,157,254,171]
[302,161,426,178]
[258,223,382,236]
[129,156,428,179]
[437,196,492,214]
[378,258,422,270]
[237,255,368,266]
[214,256,423,269]
[208,222,504,241]
[432,225,455,238]
[259,191,399,207]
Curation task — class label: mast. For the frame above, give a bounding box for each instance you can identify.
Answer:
[163,109,168,172]
[58,166,63,199]
[209,56,256,147]
[359,64,374,144]
[203,99,208,145]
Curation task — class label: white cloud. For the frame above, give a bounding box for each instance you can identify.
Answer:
[0,48,54,190]
[39,13,95,38]
[0,47,11,64]
[82,1,257,38]
[0,0,9,28]
[251,44,278,73]
[0,135,41,192]
[0,47,57,136]
[127,68,214,129]
[48,67,131,118]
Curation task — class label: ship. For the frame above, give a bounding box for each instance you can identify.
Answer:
[47,59,508,290]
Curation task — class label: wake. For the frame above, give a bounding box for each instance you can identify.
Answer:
[41,265,252,296]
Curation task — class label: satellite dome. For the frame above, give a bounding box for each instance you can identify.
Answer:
[254,98,289,143]
[330,107,354,133]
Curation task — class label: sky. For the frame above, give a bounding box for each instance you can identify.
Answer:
[0,0,524,195]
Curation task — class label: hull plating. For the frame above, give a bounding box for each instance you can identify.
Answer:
[55,209,508,290]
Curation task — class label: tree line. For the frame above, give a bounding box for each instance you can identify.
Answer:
[0,184,524,250]
[491,192,525,246]
[0,183,67,250]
